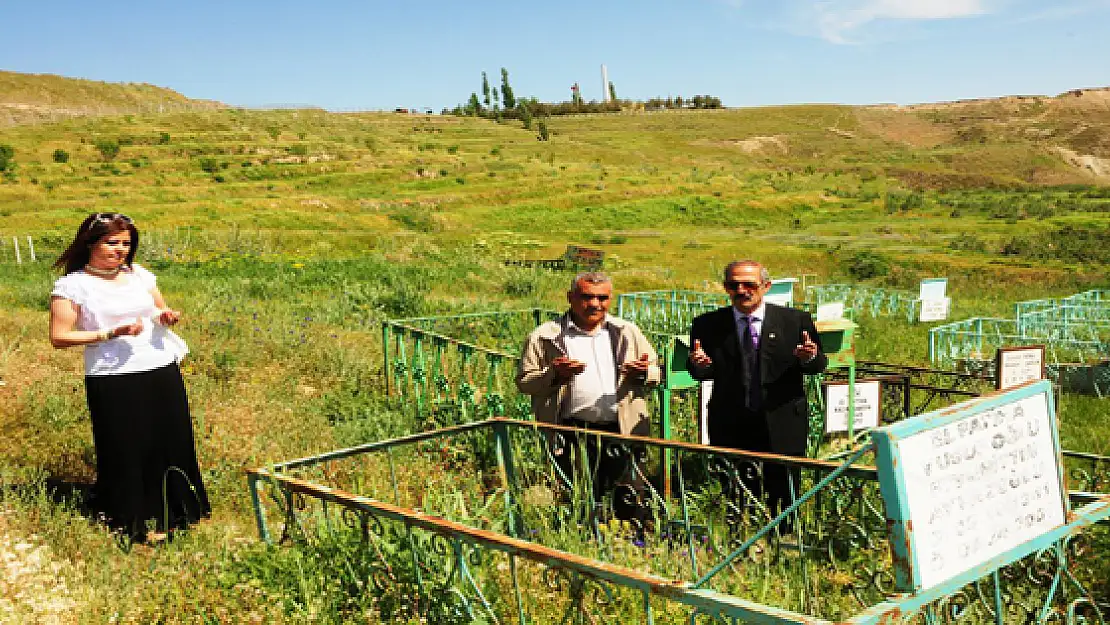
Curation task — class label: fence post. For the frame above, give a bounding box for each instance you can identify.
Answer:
[247,473,272,543]
[12,236,20,264]
[382,322,392,396]
[493,420,520,537]
[26,235,35,262]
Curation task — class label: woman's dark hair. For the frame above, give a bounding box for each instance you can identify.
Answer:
[54,213,140,275]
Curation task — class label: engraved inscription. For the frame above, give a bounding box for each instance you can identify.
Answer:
[998,347,1045,390]
[895,392,1064,590]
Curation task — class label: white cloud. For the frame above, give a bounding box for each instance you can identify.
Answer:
[1007,0,1110,24]
[725,0,1106,44]
[803,0,994,43]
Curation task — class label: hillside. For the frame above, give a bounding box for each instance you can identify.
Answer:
[0,80,1107,287]
[0,74,1108,622]
[0,70,1107,289]
[0,70,221,126]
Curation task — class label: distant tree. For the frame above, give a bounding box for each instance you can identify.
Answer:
[492,87,499,109]
[52,148,69,163]
[674,95,684,108]
[537,118,550,141]
[0,144,13,171]
[482,72,491,107]
[94,138,120,161]
[500,68,515,109]
[571,83,582,106]
[519,102,533,130]
[608,81,617,102]
[467,92,481,116]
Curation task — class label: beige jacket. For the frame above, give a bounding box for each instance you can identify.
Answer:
[515,313,661,436]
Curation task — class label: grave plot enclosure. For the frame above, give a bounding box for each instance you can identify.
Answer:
[254,301,1110,623]
[248,393,1110,624]
[931,289,1110,396]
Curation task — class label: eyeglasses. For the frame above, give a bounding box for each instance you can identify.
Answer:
[724,280,763,291]
[86,213,132,230]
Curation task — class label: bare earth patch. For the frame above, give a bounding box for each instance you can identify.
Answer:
[1054,146,1110,177]
[0,509,79,624]
[854,109,953,147]
[696,135,790,155]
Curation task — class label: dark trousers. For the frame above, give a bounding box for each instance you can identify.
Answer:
[708,410,800,529]
[551,419,644,522]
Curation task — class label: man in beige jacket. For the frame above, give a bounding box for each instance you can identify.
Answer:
[516,272,660,520]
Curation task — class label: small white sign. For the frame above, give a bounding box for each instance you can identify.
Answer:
[698,381,712,445]
[765,278,797,307]
[889,388,1065,591]
[997,346,1045,391]
[816,301,846,322]
[919,297,950,322]
[825,380,881,433]
[919,278,948,301]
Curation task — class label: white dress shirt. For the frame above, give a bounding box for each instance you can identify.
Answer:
[562,318,619,423]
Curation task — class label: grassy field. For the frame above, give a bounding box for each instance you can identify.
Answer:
[0,76,1108,622]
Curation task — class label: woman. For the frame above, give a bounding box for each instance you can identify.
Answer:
[49,212,210,543]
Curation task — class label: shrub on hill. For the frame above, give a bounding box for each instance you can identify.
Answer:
[0,144,13,171]
[1000,225,1110,265]
[94,138,120,161]
[844,250,891,279]
[198,157,221,174]
[52,148,69,163]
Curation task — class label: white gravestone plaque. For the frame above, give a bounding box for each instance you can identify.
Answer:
[887,388,1065,591]
[816,301,845,322]
[918,278,948,301]
[825,380,881,433]
[918,297,950,322]
[996,346,1045,391]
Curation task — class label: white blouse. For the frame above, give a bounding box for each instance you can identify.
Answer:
[51,264,188,376]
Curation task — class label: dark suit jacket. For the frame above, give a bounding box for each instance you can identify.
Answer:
[687,304,827,456]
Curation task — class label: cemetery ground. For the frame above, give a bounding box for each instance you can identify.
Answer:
[0,95,1108,622]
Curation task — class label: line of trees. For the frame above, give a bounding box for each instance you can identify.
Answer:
[644,95,723,110]
[446,68,724,122]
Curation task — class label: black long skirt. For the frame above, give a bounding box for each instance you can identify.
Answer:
[85,362,211,541]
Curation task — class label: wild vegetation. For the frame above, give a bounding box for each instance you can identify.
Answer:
[0,74,1108,622]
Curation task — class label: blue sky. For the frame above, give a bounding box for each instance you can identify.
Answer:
[1,0,1108,111]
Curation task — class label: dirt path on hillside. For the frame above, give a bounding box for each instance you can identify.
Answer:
[0,508,78,624]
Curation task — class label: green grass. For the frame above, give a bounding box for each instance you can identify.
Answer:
[0,78,1108,622]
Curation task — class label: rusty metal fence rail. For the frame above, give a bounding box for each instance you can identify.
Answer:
[247,418,1110,624]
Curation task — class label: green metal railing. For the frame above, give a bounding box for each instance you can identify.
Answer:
[382,309,560,426]
[805,284,923,323]
[381,306,863,450]
[937,289,1110,396]
[247,418,1110,624]
[1017,305,1110,343]
[929,318,1107,364]
[617,290,726,336]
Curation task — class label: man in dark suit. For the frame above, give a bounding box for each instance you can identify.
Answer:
[687,260,826,520]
